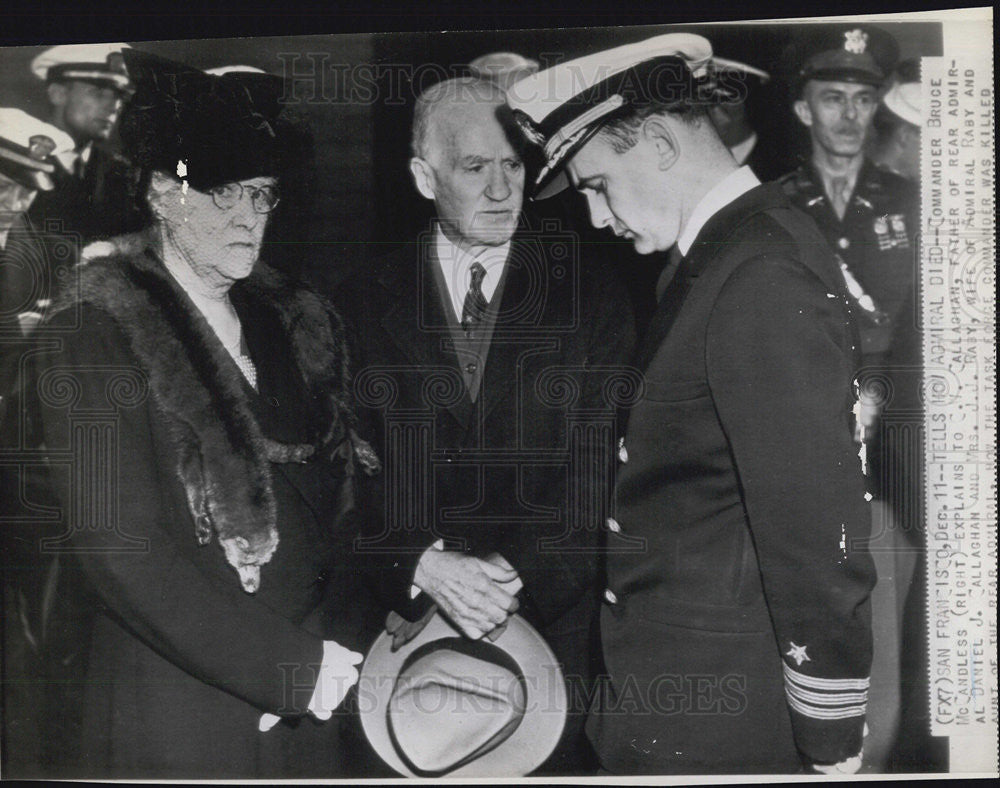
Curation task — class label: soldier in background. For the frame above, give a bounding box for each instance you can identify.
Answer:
[27,43,146,255]
[779,25,917,496]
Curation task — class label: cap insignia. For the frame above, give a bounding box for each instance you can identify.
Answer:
[843,29,869,55]
[27,134,56,160]
[512,109,547,147]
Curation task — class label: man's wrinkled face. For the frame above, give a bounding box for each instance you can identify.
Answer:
[795,80,878,159]
[566,130,677,255]
[418,101,524,251]
[0,173,37,234]
[51,80,123,144]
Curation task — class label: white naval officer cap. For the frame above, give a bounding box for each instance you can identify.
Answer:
[505,32,714,199]
[31,42,133,93]
[0,108,75,191]
[881,80,920,127]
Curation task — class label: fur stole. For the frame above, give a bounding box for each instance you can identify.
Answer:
[56,232,379,592]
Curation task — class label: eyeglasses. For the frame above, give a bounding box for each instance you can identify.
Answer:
[209,181,280,214]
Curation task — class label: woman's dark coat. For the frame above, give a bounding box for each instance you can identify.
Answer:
[0,238,383,779]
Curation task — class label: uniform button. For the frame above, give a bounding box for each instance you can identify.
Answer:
[465,363,477,374]
[606,517,621,533]
[604,588,618,605]
[837,237,850,250]
[618,438,629,463]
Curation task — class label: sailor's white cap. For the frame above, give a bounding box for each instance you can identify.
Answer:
[710,56,770,83]
[0,108,75,191]
[31,43,133,92]
[505,33,714,198]
[882,80,920,127]
[469,52,540,89]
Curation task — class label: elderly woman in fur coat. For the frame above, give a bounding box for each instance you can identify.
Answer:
[0,50,383,779]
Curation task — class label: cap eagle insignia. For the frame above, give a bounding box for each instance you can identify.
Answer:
[27,134,57,160]
[843,29,869,55]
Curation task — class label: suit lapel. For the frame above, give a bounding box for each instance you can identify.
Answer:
[628,183,793,436]
[476,234,539,428]
[377,239,476,428]
[633,250,698,374]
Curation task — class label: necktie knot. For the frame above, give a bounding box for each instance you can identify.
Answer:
[461,261,489,333]
[830,176,851,219]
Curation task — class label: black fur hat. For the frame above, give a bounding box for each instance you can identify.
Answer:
[119,49,311,191]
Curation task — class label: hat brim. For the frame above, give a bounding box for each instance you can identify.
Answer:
[359,613,567,777]
[882,84,920,126]
[0,148,57,192]
[804,67,884,86]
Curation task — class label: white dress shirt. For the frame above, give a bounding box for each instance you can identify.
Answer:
[434,224,510,321]
[676,165,761,256]
[55,142,92,177]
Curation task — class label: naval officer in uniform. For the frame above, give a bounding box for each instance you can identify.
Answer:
[507,32,875,775]
[27,43,145,253]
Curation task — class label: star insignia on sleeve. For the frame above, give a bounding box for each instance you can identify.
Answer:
[786,642,811,666]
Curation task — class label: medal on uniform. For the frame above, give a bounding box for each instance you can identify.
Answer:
[873,215,893,250]
[890,214,909,248]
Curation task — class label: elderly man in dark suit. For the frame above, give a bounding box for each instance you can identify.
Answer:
[337,76,635,774]
[507,32,876,775]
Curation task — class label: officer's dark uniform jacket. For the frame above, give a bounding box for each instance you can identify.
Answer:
[26,143,144,256]
[587,182,876,774]
[779,158,918,363]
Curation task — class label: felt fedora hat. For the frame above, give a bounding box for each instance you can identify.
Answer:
[358,612,567,777]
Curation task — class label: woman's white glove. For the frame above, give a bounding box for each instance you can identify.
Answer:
[259,640,364,732]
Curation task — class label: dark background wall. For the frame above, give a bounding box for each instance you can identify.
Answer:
[1,21,941,298]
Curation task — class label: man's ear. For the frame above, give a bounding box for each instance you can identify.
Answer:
[641,116,680,172]
[409,157,437,201]
[47,82,69,108]
[793,99,813,128]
